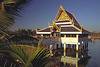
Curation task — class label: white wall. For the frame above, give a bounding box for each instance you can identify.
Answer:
[61,36,78,44]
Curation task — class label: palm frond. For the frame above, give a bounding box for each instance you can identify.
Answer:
[0,0,32,36]
[0,39,52,67]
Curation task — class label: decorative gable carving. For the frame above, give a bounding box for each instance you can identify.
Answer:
[58,12,69,20]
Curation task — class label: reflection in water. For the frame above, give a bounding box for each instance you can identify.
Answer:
[50,48,91,67]
[48,39,100,67]
[60,49,91,67]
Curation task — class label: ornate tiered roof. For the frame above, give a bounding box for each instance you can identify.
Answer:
[36,5,91,35]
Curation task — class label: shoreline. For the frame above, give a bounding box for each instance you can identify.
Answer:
[88,36,100,39]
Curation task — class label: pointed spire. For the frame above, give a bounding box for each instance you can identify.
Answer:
[36,28,38,32]
[52,20,55,25]
[48,22,50,27]
[60,4,64,9]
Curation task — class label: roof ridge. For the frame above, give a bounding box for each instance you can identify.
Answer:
[73,25,81,32]
[38,27,50,32]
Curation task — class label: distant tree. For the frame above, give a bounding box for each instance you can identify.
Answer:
[33,30,36,35]
[27,29,32,35]
[15,28,34,35]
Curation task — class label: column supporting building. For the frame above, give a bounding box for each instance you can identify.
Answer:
[76,44,78,51]
[64,43,66,56]
[50,45,53,56]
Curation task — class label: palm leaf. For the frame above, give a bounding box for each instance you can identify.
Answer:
[0,0,32,36]
[0,39,51,67]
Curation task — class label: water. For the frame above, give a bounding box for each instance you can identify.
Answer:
[47,39,100,67]
[86,39,100,67]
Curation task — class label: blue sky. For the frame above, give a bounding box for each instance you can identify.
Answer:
[10,0,100,32]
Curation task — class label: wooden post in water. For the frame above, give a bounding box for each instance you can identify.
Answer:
[50,45,53,56]
[76,52,78,67]
[76,44,78,51]
[64,43,66,56]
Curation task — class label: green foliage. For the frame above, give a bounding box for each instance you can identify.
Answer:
[0,39,51,67]
[15,28,35,35]
[0,0,32,36]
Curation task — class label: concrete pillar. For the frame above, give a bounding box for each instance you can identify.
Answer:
[76,61,78,67]
[64,43,66,56]
[50,45,52,54]
[50,45,53,56]
[76,52,78,58]
[64,34,66,37]
[76,45,78,51]
[76,52,78,67]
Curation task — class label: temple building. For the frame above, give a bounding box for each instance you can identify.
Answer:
[36,5,91,56]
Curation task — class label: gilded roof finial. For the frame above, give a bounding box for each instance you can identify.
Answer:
[36,28,38,32]
[48,22,50,27]
[52,20,55,25]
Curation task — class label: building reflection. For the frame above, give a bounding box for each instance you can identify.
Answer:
[60,48,91,67]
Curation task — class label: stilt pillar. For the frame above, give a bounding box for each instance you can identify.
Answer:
[64,43,66,56]
[50,45,53,56]
[76,42,80,51]
[76,52,78,67]
[76,52,78,58]
[76,45,78,51]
